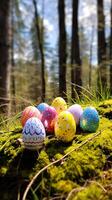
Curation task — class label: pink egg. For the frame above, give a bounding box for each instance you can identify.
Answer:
[41,106,57,133]
[67,104,83,125]
[21,106,41,127]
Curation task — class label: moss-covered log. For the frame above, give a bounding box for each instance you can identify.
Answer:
[0,100,112,200]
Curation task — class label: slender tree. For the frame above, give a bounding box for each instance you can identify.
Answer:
[0,0,11,113]
[32,0,45,101]
[110,0,112,94]
[71,0,82,99]
[89,25,94,88]
[10,0,16,112]
[58,0,67,98]
[97,0,107,90]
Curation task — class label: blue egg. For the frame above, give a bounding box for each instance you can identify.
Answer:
[36,103,49,113]
[22,117,46,150]
[80,107,99,133]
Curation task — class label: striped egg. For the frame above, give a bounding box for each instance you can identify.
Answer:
[21,106,41,127]
[22,117,46,150]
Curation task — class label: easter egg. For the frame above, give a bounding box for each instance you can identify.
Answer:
[67,104,83,125]
[36,103,49,113]
[80,107,99,132]
[22,117,46,150]
[51,97,67,114]
[41,106,57,133]
[55,111,76,142]
[21,106,41,127]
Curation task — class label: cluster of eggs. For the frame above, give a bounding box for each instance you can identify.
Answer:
[21,97,99,150]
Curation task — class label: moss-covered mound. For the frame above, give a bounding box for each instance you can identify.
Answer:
[0,100,112,200]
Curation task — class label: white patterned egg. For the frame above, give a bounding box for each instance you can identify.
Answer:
[22,117,46,150]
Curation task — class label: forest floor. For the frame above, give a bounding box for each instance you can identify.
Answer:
[0,99,112,200]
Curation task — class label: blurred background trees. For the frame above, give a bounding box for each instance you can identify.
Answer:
[0,0,11,113]
[0,0,112,114]
[97,0,107,90]
[71,0,82,99]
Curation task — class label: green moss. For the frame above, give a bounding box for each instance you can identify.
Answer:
[97,99,112,119]
[52,180,77,194]
[49,165,65,182]
[71,183,103,200]
[0,167,8,176]
[63,148,106,183]
[99,99,112,108]
[0,99,112,199]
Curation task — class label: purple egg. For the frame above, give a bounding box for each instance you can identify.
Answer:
[67,104,83,125]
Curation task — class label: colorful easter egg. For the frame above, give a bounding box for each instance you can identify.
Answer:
[67,104,83,125]
[41,106,57,133]
[22,117,46,150]
[51,97,67,114]
[80,107,99,132]
[36,103,49,113]
[55,111,76,142]
[21,106,41,127]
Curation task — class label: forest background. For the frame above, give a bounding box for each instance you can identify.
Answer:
[0,0,112,115]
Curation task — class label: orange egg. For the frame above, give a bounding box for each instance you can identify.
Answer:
[21,106,41,127]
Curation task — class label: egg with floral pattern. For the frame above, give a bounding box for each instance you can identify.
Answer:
[55,111,76,142]
[80,107,99,132]
[21,106,41,127]
[51,97,67,114]
[22,117,46,150]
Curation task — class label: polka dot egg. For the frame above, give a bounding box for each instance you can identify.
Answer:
[41,106,57,133]
[55,111,76,142]
[22,117,46,150]
[51,97,67,114]
[80,107,99,132]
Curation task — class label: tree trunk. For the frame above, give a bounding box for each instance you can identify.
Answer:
[71,0,82,99]
[0,0,11,113]
[89,25,94,88]
[58,0,67,99]
[110,0,112,94]
[97,0,107,90]
[33,0,45,101]
[11,0,16,112]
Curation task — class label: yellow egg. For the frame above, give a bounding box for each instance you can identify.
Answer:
[51,97,67,114]
[55,111,76,142]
